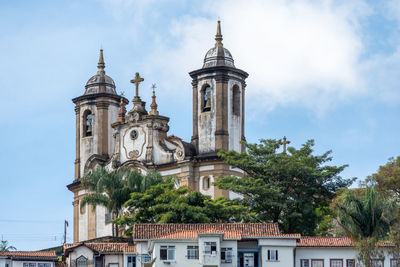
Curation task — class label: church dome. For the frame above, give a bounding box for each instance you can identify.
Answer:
[84,49,117,95]
[202,21,235,69]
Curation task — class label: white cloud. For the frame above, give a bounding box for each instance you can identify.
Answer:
[142,0,372,115]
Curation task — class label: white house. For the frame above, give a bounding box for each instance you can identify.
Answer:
[63,223,400,267]
[0,251,58,267]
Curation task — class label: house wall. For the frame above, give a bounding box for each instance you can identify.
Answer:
[12,262,54,267]
[152,241,202,267]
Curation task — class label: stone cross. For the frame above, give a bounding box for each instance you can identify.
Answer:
[151,83,156,93]
[280,136,291,153]
[130,72,144,98]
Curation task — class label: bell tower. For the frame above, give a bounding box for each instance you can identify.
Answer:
[190,21,248,155]
[69,49,125,242]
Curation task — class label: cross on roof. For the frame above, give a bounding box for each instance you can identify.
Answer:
[151,83,156,93]
[130,72,144,98]
[280,136,291,153]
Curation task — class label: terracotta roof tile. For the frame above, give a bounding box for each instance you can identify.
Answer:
[297,237,354,247]
[64,242,135,254]
[131,223,281,240]
[0,251,57,259]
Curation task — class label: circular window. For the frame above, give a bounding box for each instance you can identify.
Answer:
[130,129,138,140]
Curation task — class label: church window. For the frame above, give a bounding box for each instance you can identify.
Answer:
[201,84,212,112]
[83,110,93,137]
[76,256,87,267]
[232,85,240,116]
[203,176,210,190]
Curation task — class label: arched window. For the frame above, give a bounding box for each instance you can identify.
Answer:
[203,176,210,190]
[83,110,93,137]
[232,85,240,116]
[76,256,87,267]
[202,85,212,112]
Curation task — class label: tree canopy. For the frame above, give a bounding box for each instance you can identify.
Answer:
[215,139,353,235]
[370,156,400,198]
[115,182,247,235]
[0,240,16,252]
[80,167,163,236]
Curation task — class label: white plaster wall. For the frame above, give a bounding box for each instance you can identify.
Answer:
[160,169,181,176]
[108,105,119,157]
[80,105,98,177]
[227,80,242,153]
[295,248,394,267]
[198,236,221,266]
[199,175,215,197]
[78,201,88,241]
[69,246,94,264]
[197,79,216,154]
[95,205,112,237]
[260,246,294,267]
[153,241,202,267]
[152,131,174,165]
[0,259,11,267]
[104,255,123,267]
[12,261,53,267]
[221,240,238,267]
[199,165,215,171]
[120,126,148,163]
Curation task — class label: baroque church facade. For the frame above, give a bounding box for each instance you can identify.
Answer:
[67,21,249,242]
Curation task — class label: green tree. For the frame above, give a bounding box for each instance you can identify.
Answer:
[332,186,398,267]
[0,240,16,252]
[80,167,163,236]
[215,139,353,235]
[115,182,246,235]
[371,156,400,198]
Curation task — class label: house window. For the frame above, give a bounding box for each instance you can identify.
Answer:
[346,259,355,267]
[232,85,240,116]
[203,176,210,190]
[330,259,343,267]
[311,259,324,267]
[371,259,384,267]
[127,256,135,267]
[76,256,88,267]
[29,264,36,267]
[221,248,233,263]
[301,259,310,267]
[83,110,93,137]
[187,245,199,259]
[202,85,212,112]
[267,249,278,261]
[204,242,217,255]
[160,245,175,261]
[108,264,118,267]
[23,264,29,267]
[39,264,51,267]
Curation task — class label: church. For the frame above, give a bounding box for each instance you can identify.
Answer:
[67,21,249,242]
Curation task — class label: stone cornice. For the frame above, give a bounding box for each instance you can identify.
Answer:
[72,93,125,104]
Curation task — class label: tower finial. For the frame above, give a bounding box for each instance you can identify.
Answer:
[150,83,159,116]
[215,20,223,46]
[97,49,105,75]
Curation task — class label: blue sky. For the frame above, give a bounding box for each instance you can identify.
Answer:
[0,0,399,250]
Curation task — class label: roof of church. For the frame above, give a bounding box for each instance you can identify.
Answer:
[84,49,117,95]
[203,21,235,68]
[131,223,283,240]
[0,251,58,261]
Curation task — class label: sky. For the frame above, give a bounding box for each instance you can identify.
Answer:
[0,0,399,250]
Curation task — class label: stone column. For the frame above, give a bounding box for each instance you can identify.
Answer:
[73,198,79,242]
[74,106,80,179]
[215,74,229,151]
[96,101,109,156]
[191,79,199,150]
[241,82,246,152]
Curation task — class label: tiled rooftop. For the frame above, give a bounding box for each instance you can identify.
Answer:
[64,242,136,253]
[297,236,354,247]
[131,223,282,240]
[0,251,57,259]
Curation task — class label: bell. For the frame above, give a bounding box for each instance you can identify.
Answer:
[204,99,211,110]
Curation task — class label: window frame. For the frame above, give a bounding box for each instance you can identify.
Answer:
[371,259,385,267]
[187,245,199,260]
[82,110,93,137]
[311,259,325,267]
[267,249,278,261]
[301,259,310,267]
[232,84,241,116]
[203,242,217,256]
[221,247,233,263]
[330,259,343,267]
[76,256,88,267]
[346,259,355,267]
[127,255,136,267]
[160,245,175,261]
[201,84,212,112]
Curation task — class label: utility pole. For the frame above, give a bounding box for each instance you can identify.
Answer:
[64,220,69,244]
